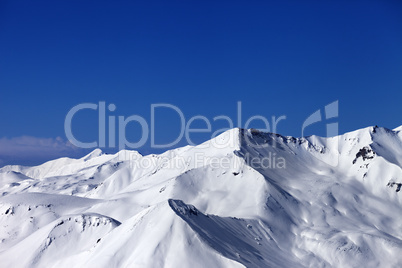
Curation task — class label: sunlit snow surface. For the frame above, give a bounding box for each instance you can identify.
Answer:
[0,126,401,267]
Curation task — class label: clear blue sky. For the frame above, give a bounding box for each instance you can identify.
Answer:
[0,0,401,166]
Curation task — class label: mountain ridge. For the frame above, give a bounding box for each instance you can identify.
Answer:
[0,125,401,267]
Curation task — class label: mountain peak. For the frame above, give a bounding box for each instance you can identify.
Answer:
[393,125,402,132]
[82,148,103,161]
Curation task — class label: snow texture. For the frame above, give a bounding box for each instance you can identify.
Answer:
[0,126,401,267]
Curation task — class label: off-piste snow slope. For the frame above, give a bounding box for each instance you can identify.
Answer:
[0,126,402,268]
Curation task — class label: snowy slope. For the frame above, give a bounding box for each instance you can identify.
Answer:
[0,126,401,267]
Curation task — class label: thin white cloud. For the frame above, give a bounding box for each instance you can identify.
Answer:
[0,136,85,166]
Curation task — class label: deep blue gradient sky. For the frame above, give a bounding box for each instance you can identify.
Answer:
[1,0,401,166]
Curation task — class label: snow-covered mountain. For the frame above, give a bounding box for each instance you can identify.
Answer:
[0,126,401,267]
